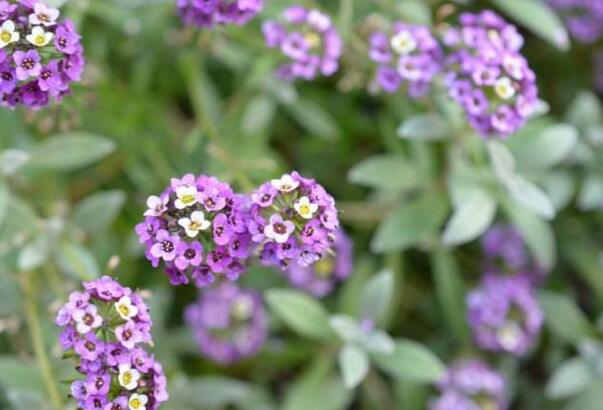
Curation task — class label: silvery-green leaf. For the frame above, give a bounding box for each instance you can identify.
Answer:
[28,133,115,171]
[487,140,516,182]
[347,155,420,192]
[361,270,394,323]
[396,0,431,24]
[372,339,445,383]
[364,330,395,354]
[398,114,448,141]
[338,345,369,389]
[442,188,496,246]
[565,380,603,410]
[0,150,29,176]
[17,237,49,271]
[0,274,20,316]
[265,289,334,342]
[506,175,555,220]
[490,0,569,51]
[578,176,603,211]
[543,172,575,211]
[0,181,7,227]
[72,190,126,234]
[514,124,578,170]
[566,91,601,128]
[55,241,100,281]
[330,315,364,343]
[286,98,341,141]
[546,358,594,399]
[539,291,593,346]
[242,95,276,135]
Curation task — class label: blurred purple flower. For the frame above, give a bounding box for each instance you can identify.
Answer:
[177,0,263,29]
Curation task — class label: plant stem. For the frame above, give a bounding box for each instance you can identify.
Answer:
[21,271,64,410]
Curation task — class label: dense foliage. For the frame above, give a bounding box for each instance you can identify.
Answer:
[1,0,603,409]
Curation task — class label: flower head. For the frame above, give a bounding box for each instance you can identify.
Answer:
[442,10,538,138]
[0,0,84,108]
[177,0,263,29]
[136,174,252,288]
[185,283,267,364]
[549,0,603,43]
[262,6,342,81]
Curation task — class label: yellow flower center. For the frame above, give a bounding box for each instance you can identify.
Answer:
[180,194,196,204]
[123,372,133,385]
[130,398,142,409]
[299,204,311,215]
[304,32,321,49]
[118,304,130,317]
[34,34,45,46]
[1,31,11,43]
[314,257,334,278]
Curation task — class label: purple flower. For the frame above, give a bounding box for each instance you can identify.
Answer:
[467,273,543,356]
[430,360,507,410]
[72,304,102,334]
[74,334,105,361]
[14,50,41,81]
[185,283,267,364]
[285,228,353,297]
[442,11,538,138]
[368,23,443,97]
[38,60,64,95]
[177,0,263,28]
[54,23,81,54]
[137,174,253,288]
[549,0,603,43]
[263,6,342,81]
[115,321,143,350]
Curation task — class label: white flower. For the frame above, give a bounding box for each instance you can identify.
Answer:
[231,295,253,321]
[503,54,524,80]
[270,174,299,193]
[307,10,330,31]
[26,26,54,47]
[178,210,211,238]
[118,364,141,391]
[0,21,20,49]
[390,31,417,55]
[264,214,295,244]
[174,185,198,209]
[128,393,148,410]
[293,196,318,219]
[494,76,516,100]
[29,2,60,26]
[497,321,522,351]
[144,195,168,217]
[114,296,139,321]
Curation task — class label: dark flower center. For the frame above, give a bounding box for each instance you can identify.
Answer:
[273,223,287,235]
[1,71,12,81]
[21,58,35,70]
[59,37,67,48]
[95,377,105,390]
[161,240,174,253]
[184,249,196,259]
[84,341,96,351]
[205,197,215,208]
[83,313,94,325]
[122,330,132,340]
[41,70,52,80]
[215,226,224,236]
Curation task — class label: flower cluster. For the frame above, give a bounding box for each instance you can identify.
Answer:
[442,10,539,138]
[430,360,507,410]
[368,22,443,97]
[136,174,252,288]
[482,224,546,284]
[185,283,267,364]
[262,6,342,81]
[56,276,168,410]
[250,172,340,270]
[549,0,603,43]
[176,0,263,29]
[285,228,352,297]
[467,273,543,356]
[0,0,84,109]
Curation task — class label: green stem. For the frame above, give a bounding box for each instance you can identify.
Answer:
[21,271,64,410]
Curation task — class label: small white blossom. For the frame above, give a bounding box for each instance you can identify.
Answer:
[494,77,516,100]
[270,174,299,193]
[390,31,417,55]
[114,296,139,321]
[178,210,211,238]
[294,196,318,219]
[29,2,60,26]
[174,185,198,209]
[0,21,20,48]
[128,393,148,410]
[26,26,54,47]
[144,195,168,217]
[118,364,141,391]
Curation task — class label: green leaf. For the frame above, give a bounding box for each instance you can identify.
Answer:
[565,380,603,410]
[347,155,420,191]
[28,132,115,171]
[338,345,369,389]
[283,356,351,410]
[514,124,578,170]
[566,91,602,128]
[396,0,432,24]
[371,194,448,253]
[361,270,394,323]
[578,176,603,211]
[0,274,20,316]
[490,0,569,51]
[546,358,594,399]
[242,95,276,135]
[431,249,470,344]
[265,289,334,342]
[168,376,253,408]
[0,357,43,391]
[442,188,496,246]
[329,315,394,354]
[543,172,575,211]
[17,237,49,271]
[506,175,555,220]
[503,201,556,270]
[286,98,341,140]
[0,180,8,226]
[539,291,593,346]
[487,140,515,183]
[0,149,29,176]
[372,339,445,384]
[72,190,126,234]
[397,114,448,141]
[55,241,100,281]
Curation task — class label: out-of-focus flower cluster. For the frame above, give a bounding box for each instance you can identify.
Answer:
[0,0,84,109]
[368,22,443,98]
[176,0,263,28]
[441,11,539,138]
[466,225,545,356]
[262,6,342,81]
[430,360,507,410]
[185,283,267,364]
[284,227,352,297]
[56,276,168,410]
[549,0,603,43]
